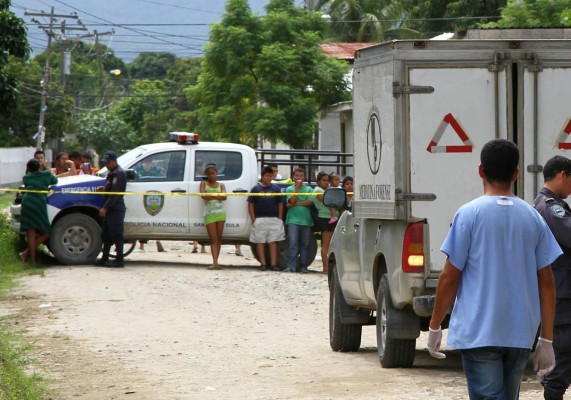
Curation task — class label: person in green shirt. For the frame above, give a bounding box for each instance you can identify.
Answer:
[285,168,314,273]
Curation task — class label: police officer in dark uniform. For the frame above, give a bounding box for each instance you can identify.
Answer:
[534,155,571,400]
[95,151,127,268]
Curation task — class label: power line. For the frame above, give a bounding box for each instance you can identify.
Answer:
[52,0,205,52]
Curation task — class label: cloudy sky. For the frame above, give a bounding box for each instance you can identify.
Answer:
[12,0,273,62]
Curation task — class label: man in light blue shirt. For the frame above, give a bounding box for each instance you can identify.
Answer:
[428,139,560,400]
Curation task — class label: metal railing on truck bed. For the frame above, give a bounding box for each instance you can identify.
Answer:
[256,149,353,184]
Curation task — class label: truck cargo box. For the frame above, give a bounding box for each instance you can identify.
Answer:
[352,39,571,273]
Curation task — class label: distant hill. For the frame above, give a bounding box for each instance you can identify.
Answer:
[13,0,270,63]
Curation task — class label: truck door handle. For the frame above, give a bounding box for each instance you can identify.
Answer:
[233,189,248,193]
[353,223,360,229]
[171,189,187,193]
[340,226,346,233]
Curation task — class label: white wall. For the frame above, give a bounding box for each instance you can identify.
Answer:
[318,102,354,177]
[0,147,53,186]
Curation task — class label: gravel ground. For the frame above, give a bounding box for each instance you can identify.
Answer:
[0,242,554,400]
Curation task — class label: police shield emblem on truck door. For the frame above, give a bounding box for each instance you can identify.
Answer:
[143,191,164,216]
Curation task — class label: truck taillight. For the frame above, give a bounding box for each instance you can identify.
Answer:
[402,222,425,273]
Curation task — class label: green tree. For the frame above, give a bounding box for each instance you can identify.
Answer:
[114,79,190,145]
[315,0,421,42]
[406,0,505,35]
[485,0,571,28]
[0,57,41,146]
[189,0,350,148]
[75,110,136,154]
[128,52,178,80]
[0,0,29,114]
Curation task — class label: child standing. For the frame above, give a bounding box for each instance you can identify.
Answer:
[19,159,58,264]
[200,164,227,270]
[248,165,285,271]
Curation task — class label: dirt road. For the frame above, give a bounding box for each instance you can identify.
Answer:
[0,243,549,399]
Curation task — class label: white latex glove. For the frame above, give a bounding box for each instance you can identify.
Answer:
[427,326,446,359]
[534,337,556,377]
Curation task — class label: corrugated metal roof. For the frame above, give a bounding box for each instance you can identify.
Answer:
[319,42,376,60]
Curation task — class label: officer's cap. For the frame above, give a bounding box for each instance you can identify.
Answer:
[100,151,118,164]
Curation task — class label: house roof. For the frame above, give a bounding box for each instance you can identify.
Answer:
[319,43,376,61]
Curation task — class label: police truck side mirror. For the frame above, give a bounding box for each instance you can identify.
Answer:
[323,188,349,210]
[125,169,137,181]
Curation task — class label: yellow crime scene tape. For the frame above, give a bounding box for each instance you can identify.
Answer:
[0,187,352,197]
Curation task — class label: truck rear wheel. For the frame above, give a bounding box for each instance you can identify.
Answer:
[377,274,416,368]
[250,233,317,270]
[50,214,102,265]
[329,266,362,351]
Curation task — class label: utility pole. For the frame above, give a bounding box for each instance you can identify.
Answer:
[94,30,114,105]
[26,7,79,150]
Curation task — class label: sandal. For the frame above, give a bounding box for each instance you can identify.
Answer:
[192,248,198,253]
[207,265,223,270]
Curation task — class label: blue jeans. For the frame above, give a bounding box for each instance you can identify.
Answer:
[287,224,311,271]
[460,347,530,400]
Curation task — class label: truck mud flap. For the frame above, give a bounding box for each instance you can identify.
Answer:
[385,307,421,340]
[412,295,435,317]
[339,302,371,325]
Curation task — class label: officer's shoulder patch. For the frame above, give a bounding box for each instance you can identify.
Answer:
[550,204,566,218]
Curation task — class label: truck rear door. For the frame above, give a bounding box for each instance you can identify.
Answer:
[408,64,509,274]
[519,47,571,203]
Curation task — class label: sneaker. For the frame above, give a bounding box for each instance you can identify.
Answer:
[105,260,124,268]
[282,267,293,272]
[269,265,278,271]
[94,258,108,266]
[259,265,267,271]
[300,268,308,273]
[235,250,243,257]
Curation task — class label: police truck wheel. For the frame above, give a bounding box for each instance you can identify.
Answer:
[329,265,362,351]
[109,241,136,259]
[50,214,102,265]
[377,274,416,368]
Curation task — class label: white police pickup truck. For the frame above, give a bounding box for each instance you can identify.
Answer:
[11,133,351,266]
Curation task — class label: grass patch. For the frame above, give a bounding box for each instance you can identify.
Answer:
[0,198,53,399]
[0,328,52,400]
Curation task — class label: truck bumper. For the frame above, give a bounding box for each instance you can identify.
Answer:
[413,295,435,317]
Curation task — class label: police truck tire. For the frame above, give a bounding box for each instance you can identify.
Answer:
[109,241,136,259]
[50,214,102,265]
[329,265,362,352]
[377,274,416,368]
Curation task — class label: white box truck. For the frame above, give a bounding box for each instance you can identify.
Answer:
[326,39,571,368]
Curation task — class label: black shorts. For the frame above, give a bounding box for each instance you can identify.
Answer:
[314,217,337,232]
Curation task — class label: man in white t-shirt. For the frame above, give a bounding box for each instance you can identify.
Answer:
[428,139,560,400]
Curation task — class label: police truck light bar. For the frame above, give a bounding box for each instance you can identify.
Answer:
[169,132,199,144]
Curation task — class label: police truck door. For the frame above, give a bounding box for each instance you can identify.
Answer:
[124,149,191,236]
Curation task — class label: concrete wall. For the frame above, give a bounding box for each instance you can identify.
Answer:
[0,147,53,186]
[318,101,354,177]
